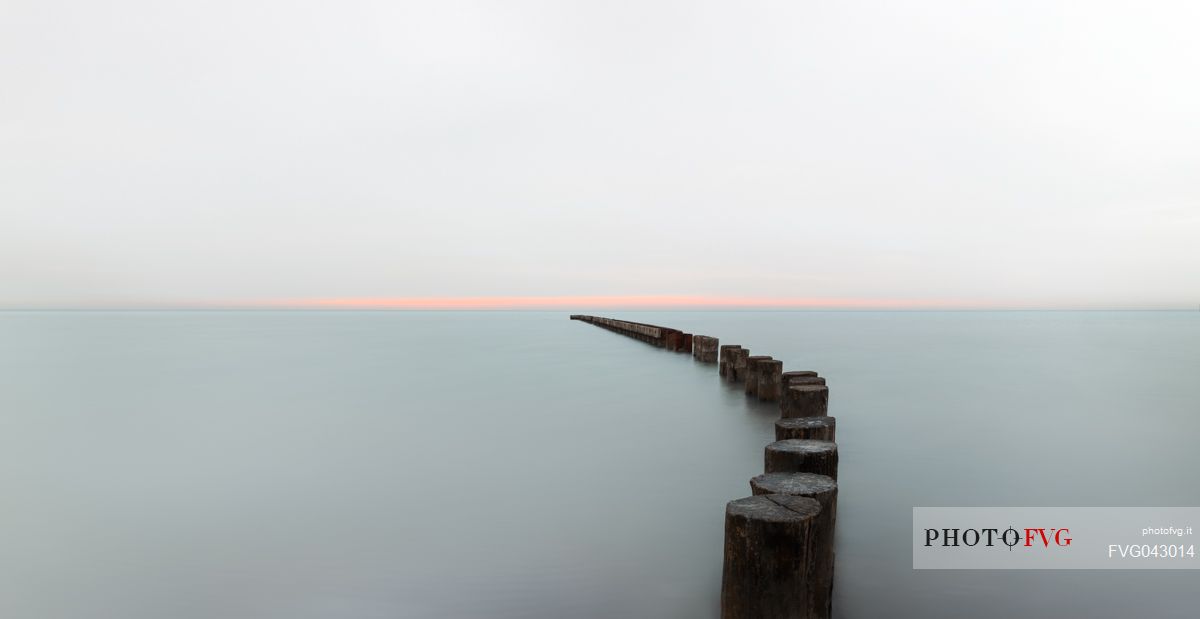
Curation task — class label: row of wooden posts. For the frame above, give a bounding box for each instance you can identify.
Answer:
[570,314,838,619]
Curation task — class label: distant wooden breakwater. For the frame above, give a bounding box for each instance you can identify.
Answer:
[570,314,837,619]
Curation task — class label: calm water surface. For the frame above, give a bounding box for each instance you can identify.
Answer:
[1,311,1198,618]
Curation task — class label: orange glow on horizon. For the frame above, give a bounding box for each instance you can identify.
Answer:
[262,295,975,310]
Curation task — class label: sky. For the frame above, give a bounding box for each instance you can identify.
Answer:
[2,1,1198,309]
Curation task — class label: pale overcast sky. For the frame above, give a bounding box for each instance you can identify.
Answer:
[2,1,1197,308]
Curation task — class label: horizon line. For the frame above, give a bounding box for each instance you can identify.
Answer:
[1,295,1194,311]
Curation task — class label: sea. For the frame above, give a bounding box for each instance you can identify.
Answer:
[1,310,1197,618]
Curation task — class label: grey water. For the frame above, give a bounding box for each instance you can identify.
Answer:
[1,310,1198,618]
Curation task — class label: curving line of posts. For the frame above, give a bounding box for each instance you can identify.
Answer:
[571,314,840,618]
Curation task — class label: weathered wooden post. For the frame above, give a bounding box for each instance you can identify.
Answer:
[721,494,828,619]
[764,439,838,479]
[718,345,741,377]
[782,371,825,390]
[744,356,773,395]
[682,333,693,354]
[749,472,838,619]
[775,416,837,441]
[730,348,750,382]
[757,359,784,401]
[781,385,829,418]
[693,335,719,363]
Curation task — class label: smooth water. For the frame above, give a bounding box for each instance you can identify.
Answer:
[1,310,1198,618]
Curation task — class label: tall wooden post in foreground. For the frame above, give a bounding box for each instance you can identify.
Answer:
[721,494,829,619]
[749,472,838,619]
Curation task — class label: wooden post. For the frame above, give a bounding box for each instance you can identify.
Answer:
[719,345,741,377]
[764,439,838,479]
[730,348,750,382]
[757,359,784,402]
[750,472,837,504]
[749,472,838,619]
[781,385,829,418]
[782,371,825,390]
[775,416,837,441]
[721,494,827,619]
[744,356,773,395]
[706,336,719,363]
[694,335,719,363]
[682,333,693,354]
